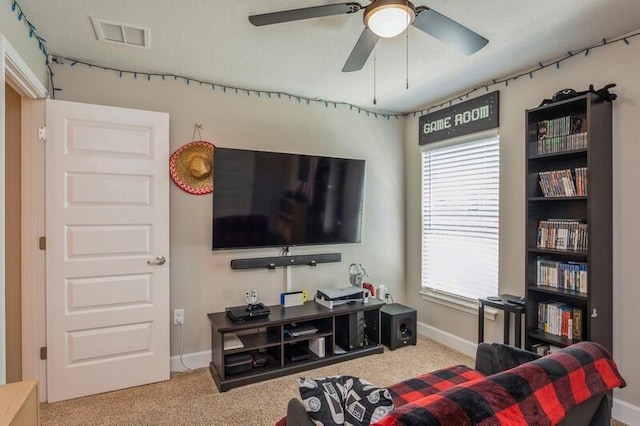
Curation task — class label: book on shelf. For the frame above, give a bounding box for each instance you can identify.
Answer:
[538,168,587,197]
[536,257,588,293]
[537,219,588,251]
[572,309,583,340]
[537,301,583,340]
[538,116,584,138]
[536,133,588,154]
[535,116,587,154]
[574,167,588,196]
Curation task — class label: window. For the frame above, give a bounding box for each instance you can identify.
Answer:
[421,134,499,301]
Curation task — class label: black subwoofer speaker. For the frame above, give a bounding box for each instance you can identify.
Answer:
[381,303,417,350]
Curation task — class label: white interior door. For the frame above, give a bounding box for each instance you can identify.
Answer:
[45,99,170,402]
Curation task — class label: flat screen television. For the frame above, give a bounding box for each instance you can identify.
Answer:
[212,147,365,250]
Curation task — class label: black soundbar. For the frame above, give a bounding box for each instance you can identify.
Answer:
[230,253,341,270]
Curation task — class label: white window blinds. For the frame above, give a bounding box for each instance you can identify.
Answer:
[421,135,499,300]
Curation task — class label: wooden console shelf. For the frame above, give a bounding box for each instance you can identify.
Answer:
[207,299,384,392]
[0,380,39,425]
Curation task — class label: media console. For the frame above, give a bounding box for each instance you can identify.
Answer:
[207,299,384,392]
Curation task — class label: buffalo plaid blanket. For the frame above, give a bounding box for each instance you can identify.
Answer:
[374,341,625,426]
[387,365,485,407]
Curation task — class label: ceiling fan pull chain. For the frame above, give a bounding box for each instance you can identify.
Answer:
[373,46,377,105]
[406,0,410,90]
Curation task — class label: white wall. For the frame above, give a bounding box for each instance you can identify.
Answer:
[0,8,48,88]
[51,65,406,361]
[4,1,638,416]
[405,37,640,411]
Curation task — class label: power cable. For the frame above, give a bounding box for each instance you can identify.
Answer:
[178,323,193,372]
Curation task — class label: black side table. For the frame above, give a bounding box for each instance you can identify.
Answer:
[478,294,525,348]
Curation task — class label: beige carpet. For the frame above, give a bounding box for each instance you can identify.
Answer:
[40,336,627,426]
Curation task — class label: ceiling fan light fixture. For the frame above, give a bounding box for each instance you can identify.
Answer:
[364,1,415,38]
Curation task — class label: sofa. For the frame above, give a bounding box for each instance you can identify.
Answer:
[279,341,625,425]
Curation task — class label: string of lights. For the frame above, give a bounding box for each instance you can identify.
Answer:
[8,0,639,119]
[412,30,640,118]
[8,0,56,94]
[49,55,400,120]
[9,0,47,56]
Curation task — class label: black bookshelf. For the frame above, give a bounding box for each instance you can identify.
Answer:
[524,93,612,353]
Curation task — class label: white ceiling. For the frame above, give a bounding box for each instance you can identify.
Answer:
[18,0,640,113]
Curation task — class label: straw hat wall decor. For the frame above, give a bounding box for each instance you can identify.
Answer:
[169,140,215,195]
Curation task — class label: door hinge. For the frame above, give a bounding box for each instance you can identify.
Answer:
[39,236,46,250]
[40,346,47,360]
[38,126,46,141]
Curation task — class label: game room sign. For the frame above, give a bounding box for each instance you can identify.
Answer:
[419,91,499,145]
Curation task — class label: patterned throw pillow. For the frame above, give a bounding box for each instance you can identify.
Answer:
[298,375,395,425]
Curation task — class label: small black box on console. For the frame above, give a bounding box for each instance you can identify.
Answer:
[286,344,312,363]
[225,353,253,375]
[251,351,268,368]
[335,311,364,351]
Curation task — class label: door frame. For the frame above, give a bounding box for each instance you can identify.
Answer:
[0,35,47,392]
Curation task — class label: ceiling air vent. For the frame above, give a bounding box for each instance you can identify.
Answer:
[91,18,150,48]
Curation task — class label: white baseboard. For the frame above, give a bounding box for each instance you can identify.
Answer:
[416,321,477,358]
[176,322,478,372]
[417,322,640,424]
[613,397,640,425]
[170,350,210,372]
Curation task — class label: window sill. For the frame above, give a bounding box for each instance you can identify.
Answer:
[420,289,497,320]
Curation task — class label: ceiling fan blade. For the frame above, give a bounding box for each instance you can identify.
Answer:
[249,2,362,26]
[342,28,379,72]
[413,7,488,55]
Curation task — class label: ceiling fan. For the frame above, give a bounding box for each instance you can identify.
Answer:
[248,0,488,72]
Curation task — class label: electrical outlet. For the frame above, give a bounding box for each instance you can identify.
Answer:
[378,285,388,301]
[173,309,184,325]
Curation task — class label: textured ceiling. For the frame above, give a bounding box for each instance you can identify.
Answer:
[17,0,640,113]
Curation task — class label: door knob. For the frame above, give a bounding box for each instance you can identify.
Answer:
[147,256,166,265]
